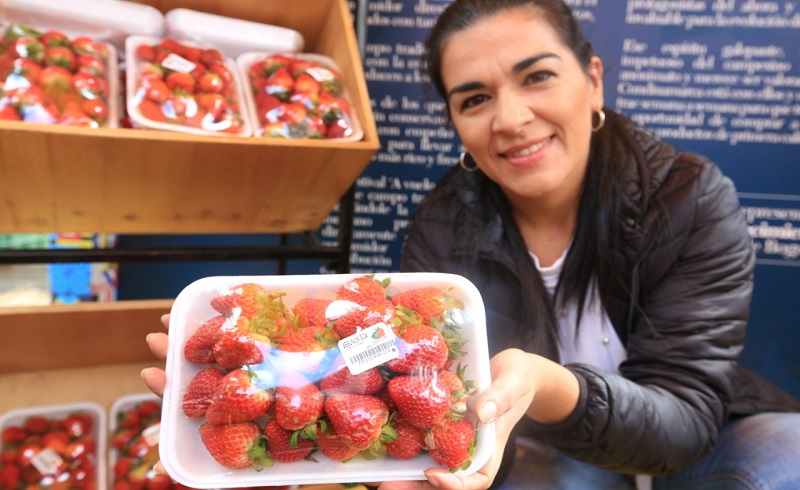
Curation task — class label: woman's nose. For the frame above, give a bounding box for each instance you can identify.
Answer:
[491,88,534,134]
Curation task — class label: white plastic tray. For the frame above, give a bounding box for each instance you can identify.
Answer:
[0,401,107,490]
[160,273,494,488]
[125,34,253,138]
[237,51,364,142]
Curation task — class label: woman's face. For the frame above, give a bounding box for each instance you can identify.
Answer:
[441,8,604,206]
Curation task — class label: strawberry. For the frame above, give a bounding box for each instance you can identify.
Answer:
[43,46,76,71]
[76,53,107,77]
[387,324,449,374]
[439,364,477,416]
[0,104,21,121]
[274,372,324,431]
[205,369,274,425]
[137,99,167,123]
[263,418,315,463]
[198,421,271,470]
[324,394,390,451]
[325,116,353,139]
[425,418,476,470]
[1,426,27,444]
[336,275,389,306]
[332,299,395,339]
[134,43,157,62]
[165,71,196,93]
[386,419,426,460]
[197,71,224,94]
[200,48,224,67]
[0,465,20,489]
[22,415,49,434]
[319,358,385,396]
[183,315,226,363]
[182,367,225,418]
[40,30,70,48]
[388,374,452,429]
[276,324,338,353]
[294,73,320,94]
[210,283,269,319]
[12,37,45,63]
[71,36,109,60]
[315,428,360,462]
[265,67,294,100]
[212,317,268,371]
[292,297,332,328]
[391,287,464,325]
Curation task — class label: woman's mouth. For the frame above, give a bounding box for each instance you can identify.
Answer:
[502,137,552,158]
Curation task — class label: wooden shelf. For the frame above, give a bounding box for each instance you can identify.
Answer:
[0,0,379,235]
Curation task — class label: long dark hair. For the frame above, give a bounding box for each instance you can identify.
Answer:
[424,0,640,350]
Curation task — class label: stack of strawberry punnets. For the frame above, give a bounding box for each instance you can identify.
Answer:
[0,22,114,127]
[178,275,479,476]
[129,37,246,135]
[0,410,99,489]
[243,53,356,139]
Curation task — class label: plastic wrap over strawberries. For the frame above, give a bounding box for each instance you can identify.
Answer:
[161,273,494,488]
[0,22,118,127]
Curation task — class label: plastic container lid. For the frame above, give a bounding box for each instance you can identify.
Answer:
[0,0,165,55]
[165,8,304,59]
[159,272,495,488]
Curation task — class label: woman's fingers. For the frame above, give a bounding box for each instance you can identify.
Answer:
[146,332,169,360]
[161,313,170,329]
[141,367,166,398]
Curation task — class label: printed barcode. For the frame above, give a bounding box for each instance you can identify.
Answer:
[349,341,396,365]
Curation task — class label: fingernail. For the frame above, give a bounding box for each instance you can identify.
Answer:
[479,400,497,423]
[140,368,147,380]
[424,471,441,487]
[145,333,153,343]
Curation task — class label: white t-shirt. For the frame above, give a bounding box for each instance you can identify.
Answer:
[531,250,627,373]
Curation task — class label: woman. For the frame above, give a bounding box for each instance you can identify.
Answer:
[144,1,800,489]
[394,0,800,488]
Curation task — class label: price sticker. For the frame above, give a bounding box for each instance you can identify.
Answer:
[160,53,196,74]
[339,322,398,375]
[31,447,64,475]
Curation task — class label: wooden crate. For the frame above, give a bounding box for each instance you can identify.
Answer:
[0,0,379,234]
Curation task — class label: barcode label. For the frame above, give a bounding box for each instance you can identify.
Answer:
[339,322,398,375]
[161,53,196,74]
[31,448,63,475]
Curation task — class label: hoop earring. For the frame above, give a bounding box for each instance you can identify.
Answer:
[592,109,606,133]
[458,152,479,172]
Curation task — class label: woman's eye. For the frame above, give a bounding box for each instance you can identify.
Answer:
[524,71,555,84]
[460,94,488,111]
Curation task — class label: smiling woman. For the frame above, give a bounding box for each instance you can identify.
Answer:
[397,0,800,489]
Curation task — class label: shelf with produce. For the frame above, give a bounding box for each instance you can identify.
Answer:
[0,0,378,360]
[0,0,379,236]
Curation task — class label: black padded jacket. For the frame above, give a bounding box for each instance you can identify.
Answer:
[399,123,800,476]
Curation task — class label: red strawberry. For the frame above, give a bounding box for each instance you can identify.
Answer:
[391,287,464,325]
[315,428,360,462]
[324,394,390,451]
[1,426,27,444]
[205,369,274,425]
[336,276,389,306]
[319,358,384,396]
[40,30,70,48]
[12,37,45,63]
[165,71,196,93]
[292,297,333,328]
[22,415,49,434]
[332,299,395,339]
[263,418,315,463]
[0,465,20,489]
[387,324,448,374]
[198,421,271,470]
[197,71,224,94]
[43,46,76,71]
[388,374,452,429]
[325,116,353,139]
[294,73,320,94]
[182,367,225,418]
[264,67,294,100]
[439,364,477,416]
[276,324,338,353]
[386,419,426,460]
[212,317,268,371]
[426,418,476,470]
[274,372,323,431]
[183,315,226,363]
[71,36,109,60]
[210,283,268,319]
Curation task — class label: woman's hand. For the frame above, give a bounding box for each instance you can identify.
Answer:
[378,349,538,490]
[141,314,170,398]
